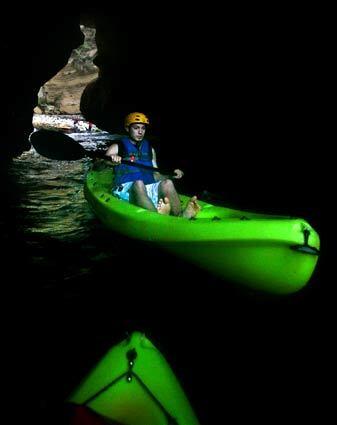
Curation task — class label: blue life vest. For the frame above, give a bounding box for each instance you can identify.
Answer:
[113,136,156,186]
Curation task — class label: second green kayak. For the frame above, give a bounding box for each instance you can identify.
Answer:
[84,167,320,295]
[67,331,200,425]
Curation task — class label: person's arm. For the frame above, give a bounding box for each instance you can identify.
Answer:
[152,148,184,180]
[106,143,122,165]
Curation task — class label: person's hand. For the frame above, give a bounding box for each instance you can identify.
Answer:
[173,169,184,179]
[109,154,122,165]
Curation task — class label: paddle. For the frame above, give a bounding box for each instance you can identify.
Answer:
[29,129,174,176]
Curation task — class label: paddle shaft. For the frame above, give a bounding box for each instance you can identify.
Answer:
[121,159,171,175]
[30,129,175,177]
[88,149,174,176]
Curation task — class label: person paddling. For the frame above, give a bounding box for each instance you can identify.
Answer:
[105,112,200,218]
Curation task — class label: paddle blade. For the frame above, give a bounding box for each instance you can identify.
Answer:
[30,129,87,160]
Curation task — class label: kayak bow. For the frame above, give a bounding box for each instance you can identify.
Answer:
[67,331,200,425]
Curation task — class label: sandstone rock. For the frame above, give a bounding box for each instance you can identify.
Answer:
[38,26,98,115]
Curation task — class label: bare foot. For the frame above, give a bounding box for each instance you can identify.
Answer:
[157,197,171,215]
[182,196,201,219]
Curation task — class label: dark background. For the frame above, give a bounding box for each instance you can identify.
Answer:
[2,6,333,424]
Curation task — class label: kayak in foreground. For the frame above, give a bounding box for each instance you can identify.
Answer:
[66,331,200,425]
[84,167,320,295]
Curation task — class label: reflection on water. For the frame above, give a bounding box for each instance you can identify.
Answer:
[8,129,118,240]
[3,132,123,288]
[9,150,93,240]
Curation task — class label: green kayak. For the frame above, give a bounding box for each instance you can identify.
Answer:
[67,331,200,425]
[84,167,320,295]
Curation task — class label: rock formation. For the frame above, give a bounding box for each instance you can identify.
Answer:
[3,8,163,160]
[35,26,98,115]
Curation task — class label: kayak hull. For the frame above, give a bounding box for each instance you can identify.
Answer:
[163,240,318,294]
[84,167,320,294]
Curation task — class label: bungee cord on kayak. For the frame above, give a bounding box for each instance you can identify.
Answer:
[80,348,179,424]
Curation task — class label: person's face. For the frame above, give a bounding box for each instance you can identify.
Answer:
[127,123,146,142]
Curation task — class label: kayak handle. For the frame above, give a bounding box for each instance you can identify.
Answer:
[291,228,320,255]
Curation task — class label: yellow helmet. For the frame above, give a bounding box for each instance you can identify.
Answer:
[124,112,150,127]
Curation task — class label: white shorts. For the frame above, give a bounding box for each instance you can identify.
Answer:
[113,181,161,206]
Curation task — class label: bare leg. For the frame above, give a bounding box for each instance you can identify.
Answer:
[158,179,182,216]
[159,179,201,218]
[129,180,157,211]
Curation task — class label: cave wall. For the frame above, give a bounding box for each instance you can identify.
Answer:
[3,12,84,160]
[1,11,83,158]
[35,25,98,115]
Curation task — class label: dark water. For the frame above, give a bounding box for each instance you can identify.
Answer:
[0,132,333,424]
